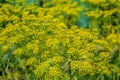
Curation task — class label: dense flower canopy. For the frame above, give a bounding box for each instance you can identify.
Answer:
[0,0,120,80]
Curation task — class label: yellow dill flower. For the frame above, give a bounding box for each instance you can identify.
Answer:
[101,66,111,75]
[9,15,19,22]
[7,37,19,45]
[88,0,106,4]
[94,39,109,47]
[13,48,24,56]
[34,61,50,77]
[95,63,112,75]
[1,45,11,52]
[22,11,29,15]
[86,43,96,51]
[40,50,50,60]
[47,67,62,78]
[66,47,76,57]
[25,40,40,54]
[85,10,103,18]
[26,42,33,50]
[32,46,39,54]
[26,57,37,66]
[70,60,94,75]
[109,0,116,3]
[107,34,120,44]
[99,52,111,60]
[103,9,117,17]
[70,60,80,69]
[0,36,8,45]
[12,72,20,80]
[51,56,63,64]
[45,38,53,47]
[78,61,94,75]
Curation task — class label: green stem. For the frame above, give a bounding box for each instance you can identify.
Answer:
[113,74,116,80]
[117,74,119,80]
[101,75,105,80]
[97,73,103,80]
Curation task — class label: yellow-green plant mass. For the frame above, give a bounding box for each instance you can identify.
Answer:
[0,0,120,80]
[82,0,120,36]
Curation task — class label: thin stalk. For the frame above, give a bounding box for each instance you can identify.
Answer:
[97,73,103,80]
[113,74,116,80]
[117,74,119,80]
[101,75,105,80]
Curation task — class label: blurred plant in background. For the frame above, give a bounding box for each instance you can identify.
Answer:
[0,0,120,80]
[43,0,83,28]
[82,0,120,36]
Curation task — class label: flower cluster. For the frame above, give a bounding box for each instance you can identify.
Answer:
[43,0,83,27]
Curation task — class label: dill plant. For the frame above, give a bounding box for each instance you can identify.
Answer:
[0,0,120,80]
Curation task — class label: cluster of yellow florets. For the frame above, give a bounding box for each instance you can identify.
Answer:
[34,61,50,77]
[43,0,83,27]
[26,57,37,67]
[47,66,62,79]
